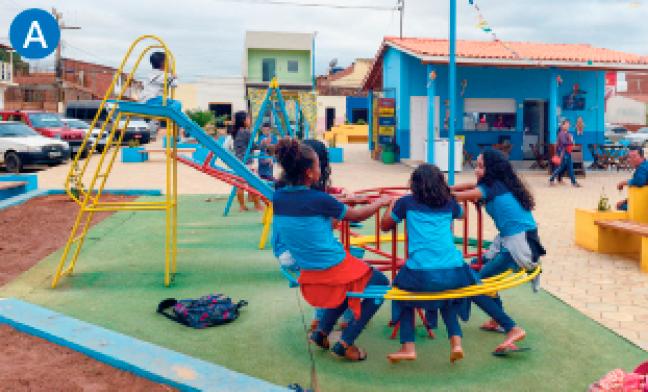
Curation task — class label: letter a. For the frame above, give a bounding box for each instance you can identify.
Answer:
[23,21,48,49]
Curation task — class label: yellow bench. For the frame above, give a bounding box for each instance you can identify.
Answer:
[324,125,369,144]
[575,187,648,272]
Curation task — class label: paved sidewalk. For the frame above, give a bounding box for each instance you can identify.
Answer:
[32,141,648,350]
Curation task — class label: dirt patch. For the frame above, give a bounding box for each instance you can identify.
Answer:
[0,194,135,286]
[0,195,177,391]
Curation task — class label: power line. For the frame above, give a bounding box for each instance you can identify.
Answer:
[212,0,396,10]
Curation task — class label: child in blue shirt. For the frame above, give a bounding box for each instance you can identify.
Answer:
[273,137,391,361]
[381,164,527,363]
[273,139,354,330]
[453,149,545,335]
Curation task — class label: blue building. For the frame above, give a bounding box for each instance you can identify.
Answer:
[363,37,648,163]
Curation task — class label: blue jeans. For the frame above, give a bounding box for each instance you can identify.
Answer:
[318,269,389,346]
[313,307,353,324]
[471,251,520,323]
[550,152,577,185]
[146,96,182,111]
[400,304,462,342]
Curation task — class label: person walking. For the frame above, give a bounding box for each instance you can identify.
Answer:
[549,119,582,188]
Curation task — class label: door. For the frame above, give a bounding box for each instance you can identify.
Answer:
[433,96,440,140]
[523,100,548,159]
[410,96,428,162]
[262,59,276,82]
[325,108,336,132]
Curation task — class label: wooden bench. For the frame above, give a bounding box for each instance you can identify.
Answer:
[595,219,648,272]
[0,181,28,191]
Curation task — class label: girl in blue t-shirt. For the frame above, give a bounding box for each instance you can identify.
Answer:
[273,138,392,361]
[381,164,527,362]
[453,149,545,334]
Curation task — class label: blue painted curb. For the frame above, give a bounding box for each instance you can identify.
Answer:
[0,299,288,392]
[0,189,163,210]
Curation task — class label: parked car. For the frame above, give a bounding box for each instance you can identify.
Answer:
[625,127,648,147]
[61,118,105,152]
[118,119,152,145]
[0,110,90,158]
[66,100,154,144]
[0,121,70,173]
[604,126,629,144]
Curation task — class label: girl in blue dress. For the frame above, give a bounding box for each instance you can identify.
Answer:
[381,164,527,363]
[453,149,545,334]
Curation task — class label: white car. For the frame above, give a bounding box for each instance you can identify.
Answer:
[625,127,648,147]
[118,119,154,144]
[0,121,70,173]
[61,118,106,152]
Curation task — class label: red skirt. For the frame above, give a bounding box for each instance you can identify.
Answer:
[298,253,373,320]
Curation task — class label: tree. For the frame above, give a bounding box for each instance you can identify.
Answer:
[0,49,29,76]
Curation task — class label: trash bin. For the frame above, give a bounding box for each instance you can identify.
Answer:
[382,144,396,164]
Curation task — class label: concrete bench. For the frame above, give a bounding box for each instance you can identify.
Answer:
[0,181,28,191]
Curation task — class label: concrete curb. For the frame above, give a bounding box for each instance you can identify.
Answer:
[0,189,163,210]
[0,298,288,392]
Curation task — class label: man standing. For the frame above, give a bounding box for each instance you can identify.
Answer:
[617,146,648,210]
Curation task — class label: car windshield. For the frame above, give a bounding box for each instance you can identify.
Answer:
[639,128,648,134]
[614,129,628,133]
[65,119,90,129]
[0,122,39,137]
[28,113,65,128]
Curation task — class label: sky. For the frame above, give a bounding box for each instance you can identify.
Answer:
[1,0,647,82]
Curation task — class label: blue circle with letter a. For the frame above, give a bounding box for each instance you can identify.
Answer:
[9,9,60,60]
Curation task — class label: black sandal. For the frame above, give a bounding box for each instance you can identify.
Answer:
[308,329,330,350]
[331,341,367,361]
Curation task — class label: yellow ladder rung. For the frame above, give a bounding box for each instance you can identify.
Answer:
[72,235,85,243]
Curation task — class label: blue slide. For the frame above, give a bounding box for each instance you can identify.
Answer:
[108,100,274,199]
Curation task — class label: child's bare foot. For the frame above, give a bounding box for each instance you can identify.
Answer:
[254,205,265,212]
[495,326,526,353]
[387,342,416,363]
[449,336,465,363]
[239,206,249,212]
[310,319,319,331]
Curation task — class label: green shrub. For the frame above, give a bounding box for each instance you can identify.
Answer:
[185,109,215,128]
[356,119,366,125]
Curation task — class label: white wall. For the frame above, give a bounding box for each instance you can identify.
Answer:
[180,77,245,114]
[317,96,347,135]
[606,95,646,125]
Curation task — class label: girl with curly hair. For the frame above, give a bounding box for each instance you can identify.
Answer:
[272,138,392,361]
[381,164,527,363]
[453,149,545,334]
[273,139,355,331]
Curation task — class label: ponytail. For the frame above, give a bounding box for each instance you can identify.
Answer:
[274,138,317,187]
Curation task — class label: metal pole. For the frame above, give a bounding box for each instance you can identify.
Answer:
[399,0,404,39]
[312,32,317,92]
[448,0,457,185]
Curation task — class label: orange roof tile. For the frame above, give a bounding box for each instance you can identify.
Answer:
[363,36,648,91]
[385,36,648,64]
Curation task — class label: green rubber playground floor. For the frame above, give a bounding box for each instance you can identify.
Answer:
[1,195,645,391]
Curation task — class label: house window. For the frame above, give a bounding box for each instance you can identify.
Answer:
[287,60,299,73]
[262,58,276,82]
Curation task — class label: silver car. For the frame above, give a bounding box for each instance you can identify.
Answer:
[604,126,629,143]
[626,127,648,147]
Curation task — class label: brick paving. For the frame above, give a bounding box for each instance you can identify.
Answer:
[33,141,648,351]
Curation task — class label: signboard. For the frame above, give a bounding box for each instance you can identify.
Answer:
[378,98,396,141]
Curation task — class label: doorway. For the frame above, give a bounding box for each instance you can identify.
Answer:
[262,59,276,82]
[351,108,368,124]
[523,100,549,160]
[325,107,336,132]
[410,96,428,162]
[208,103,232,119]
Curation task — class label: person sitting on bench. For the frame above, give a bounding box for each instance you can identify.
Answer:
[617,146,648,211]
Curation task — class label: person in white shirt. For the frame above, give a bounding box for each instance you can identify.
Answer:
[140,52,181,136]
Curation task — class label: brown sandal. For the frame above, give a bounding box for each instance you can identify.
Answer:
[331,341,367,361]
[308,329,330,350]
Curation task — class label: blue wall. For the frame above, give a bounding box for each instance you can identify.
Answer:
[346,97,369,123]
[382,48,606,162]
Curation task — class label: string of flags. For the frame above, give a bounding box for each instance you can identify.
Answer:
[467,0,647,66]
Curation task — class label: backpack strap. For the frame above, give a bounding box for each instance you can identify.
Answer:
[157,298,191,327]
[237,300,248,309]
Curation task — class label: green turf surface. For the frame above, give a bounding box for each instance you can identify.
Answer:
[1,195,645,391]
